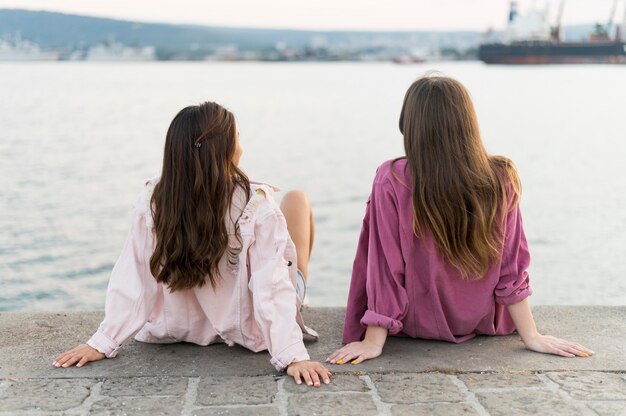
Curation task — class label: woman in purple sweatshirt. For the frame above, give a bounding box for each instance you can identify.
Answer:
[327,75,593,365]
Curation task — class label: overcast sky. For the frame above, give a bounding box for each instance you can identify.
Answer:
[0,0,623,31]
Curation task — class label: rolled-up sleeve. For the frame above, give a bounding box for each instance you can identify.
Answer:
[359,180,408,335]
[87,191,158,357]
[248,207,309,371]
[495,201,532,305]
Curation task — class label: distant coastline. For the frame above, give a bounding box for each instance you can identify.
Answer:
[0,9,598,62]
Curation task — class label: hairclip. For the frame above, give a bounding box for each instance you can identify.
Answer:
[195,142,202,148]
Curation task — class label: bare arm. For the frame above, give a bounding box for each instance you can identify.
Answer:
[507,298,594,357]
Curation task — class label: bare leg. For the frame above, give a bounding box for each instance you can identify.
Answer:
[280,190,315,280]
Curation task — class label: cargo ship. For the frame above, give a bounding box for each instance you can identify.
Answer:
[479,0,626,64]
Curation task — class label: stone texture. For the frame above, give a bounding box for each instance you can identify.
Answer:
[459,373,545,390]
[547,372,626,400]
[287,392,378,416]
[0,308,625,415]
[196,376,277,406]
[391,402,480,416]
[283,375,368,393]
[476,390,581,416]
[0,378,96,411]
[1,307,624,379]
[586,401,626,416]
[89,396,184,415]
[192,406,280,416]
[372,373,464,404]
[101,376,188,397]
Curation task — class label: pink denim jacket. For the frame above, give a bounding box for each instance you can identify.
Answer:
[87,178,318,371]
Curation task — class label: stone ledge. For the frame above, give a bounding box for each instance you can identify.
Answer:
[0,306,624,378]
[0,307,625,415]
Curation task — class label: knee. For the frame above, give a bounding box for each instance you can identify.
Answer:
[281,190,311,211]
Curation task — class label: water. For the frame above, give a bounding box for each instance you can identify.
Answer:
[1,61,625,311]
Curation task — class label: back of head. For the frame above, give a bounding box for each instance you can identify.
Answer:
[150,102,250,291]
[398,74,520,279]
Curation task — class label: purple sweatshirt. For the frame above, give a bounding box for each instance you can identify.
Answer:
[342,159,532,344]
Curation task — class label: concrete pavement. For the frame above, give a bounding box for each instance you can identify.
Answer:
[0,306,624,415]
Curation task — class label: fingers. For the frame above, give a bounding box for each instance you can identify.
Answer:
[321,367,332,384]
[329,348,358,365]
[291,370,303,385]
[327,343,360,364]
[314,364,331,385]
[528,335,596,359]
[310,370,321,387]
[54,352,73,368]
[55,353,78,368]
[326,346,347,363]
[76,356,90,368]
[301,370,314,387]
[54,348,77,367]
[553,348,575,358]
[351,354,368,365]
[563,342,593,358]
[571,342,595,356]
[289,362,332,387]
[552,338,594,358]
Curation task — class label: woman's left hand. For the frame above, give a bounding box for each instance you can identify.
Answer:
[326,340,383,365]
[53,344,105,368]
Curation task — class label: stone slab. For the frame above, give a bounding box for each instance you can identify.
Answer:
[89,396,184,416]
[192,406,280,416]
[0,378,97,412]
[0,306,624,379]
[546,372,626,401]
[371,373,464,404]
[287,392,378,416]
[475,390,581,416]
[459,373,546,390]
[391,402,480,416]
[196,377,277,406]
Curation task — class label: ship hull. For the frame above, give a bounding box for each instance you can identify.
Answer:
[479,41,626,64]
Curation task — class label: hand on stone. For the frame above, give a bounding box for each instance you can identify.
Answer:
[326,339,383,365]
[53,344,105,368]
[523,334,594,358]
[286,360,332,387]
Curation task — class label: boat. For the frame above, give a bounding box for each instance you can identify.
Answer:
[479,0,626,64]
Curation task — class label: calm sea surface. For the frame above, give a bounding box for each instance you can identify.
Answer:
[1,62,625,311]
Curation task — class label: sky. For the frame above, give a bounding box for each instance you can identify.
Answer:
[0,0,624,31]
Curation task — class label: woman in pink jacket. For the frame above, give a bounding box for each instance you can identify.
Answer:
[328,75,594,365]
[54,102,331,387]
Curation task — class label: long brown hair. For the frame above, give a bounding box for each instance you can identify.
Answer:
[150,102,250,291]
[396,74,520,279]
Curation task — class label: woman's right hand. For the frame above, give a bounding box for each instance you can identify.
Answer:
[286,360,332,387]
[53,344,105,368]
[523,334,594,358]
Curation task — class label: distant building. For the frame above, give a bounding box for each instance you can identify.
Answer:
[85,42,155,61]
[0,33,59,61]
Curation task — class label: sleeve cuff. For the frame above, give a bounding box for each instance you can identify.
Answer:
[87,329,122,358]
[496,285,533,306]
[270,341,310,372]
[360,310,403,335]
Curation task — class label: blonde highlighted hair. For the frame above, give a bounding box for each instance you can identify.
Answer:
[395,74,520,279]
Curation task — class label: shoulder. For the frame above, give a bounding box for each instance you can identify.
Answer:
[240,181,283,230]
[372,159,409,197]
[133,175,160,228]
